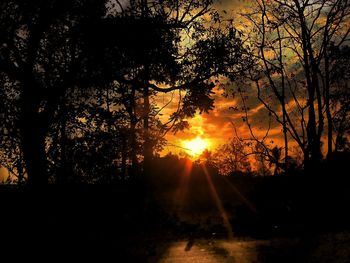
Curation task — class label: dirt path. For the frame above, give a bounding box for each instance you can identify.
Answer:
[155,233,350,263]
[157,239,268,263]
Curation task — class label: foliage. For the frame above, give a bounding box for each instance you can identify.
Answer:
[210,137,251,176]
[0,0,249,185]
[330,45,350,151]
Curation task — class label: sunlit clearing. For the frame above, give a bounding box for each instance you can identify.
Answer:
[182,137,210,156]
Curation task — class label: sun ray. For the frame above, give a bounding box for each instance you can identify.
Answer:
[222,176,258,214]
[173,158,193,209]
[201,164,234,240]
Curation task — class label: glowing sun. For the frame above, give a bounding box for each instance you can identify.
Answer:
[182,137,210,156]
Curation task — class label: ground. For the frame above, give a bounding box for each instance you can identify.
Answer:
[1,166,350,262]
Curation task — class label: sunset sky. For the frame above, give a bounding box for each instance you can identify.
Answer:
[158,84,285,156]
[106,1,285,157]
[157,0,314,157]
[156,0,282,156]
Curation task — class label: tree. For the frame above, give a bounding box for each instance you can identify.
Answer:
[254,142,272,176]
[0,73,25,183]
[100,0,251,171]
[330,45,350,152]
[0,0,250,186]
[211,137,251,176]
[0,0,109,185]
[243,0,350,168]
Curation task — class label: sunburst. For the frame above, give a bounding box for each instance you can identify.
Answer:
[182,137,210,156]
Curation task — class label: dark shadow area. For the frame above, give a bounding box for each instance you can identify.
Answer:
[1,155,350,262]
[0,183,170,262]
[185,237,195,251]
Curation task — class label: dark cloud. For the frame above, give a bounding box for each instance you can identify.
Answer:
[214,0,249,10]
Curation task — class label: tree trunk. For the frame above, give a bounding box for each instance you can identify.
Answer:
[324,37,332,159]
[20,75,49,186]
[141,0,152,172]
[277,25,289,168]
[21,123,48,186]
[121,134,127,178]
[296,2,321,168]
[58,102,68,184]
[311,62,324,162]
[17,151,24,185]
[143,85,152,169]
[281,70,288,168]
[130,118,138,176]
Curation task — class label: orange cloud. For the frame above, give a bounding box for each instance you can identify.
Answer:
[156,83,286,155]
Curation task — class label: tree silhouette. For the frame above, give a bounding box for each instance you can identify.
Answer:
[243,0,350,168]
[0,74,24,183]
[210,137,251,176]
[0,0,250,185]
[0,0,111,185]
[330,45,350,152]
[103,0,251,170]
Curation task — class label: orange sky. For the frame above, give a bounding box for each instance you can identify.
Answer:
[157,83,286,155]
[156,87,240,154]
[156,1,255,155]
[157,0,306,156]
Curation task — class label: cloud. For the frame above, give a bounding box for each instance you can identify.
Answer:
[156,77,302,156]
[156,82,281,154]
[0,167,8,183]
[214,0,250,11]
[155,0,307,155]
